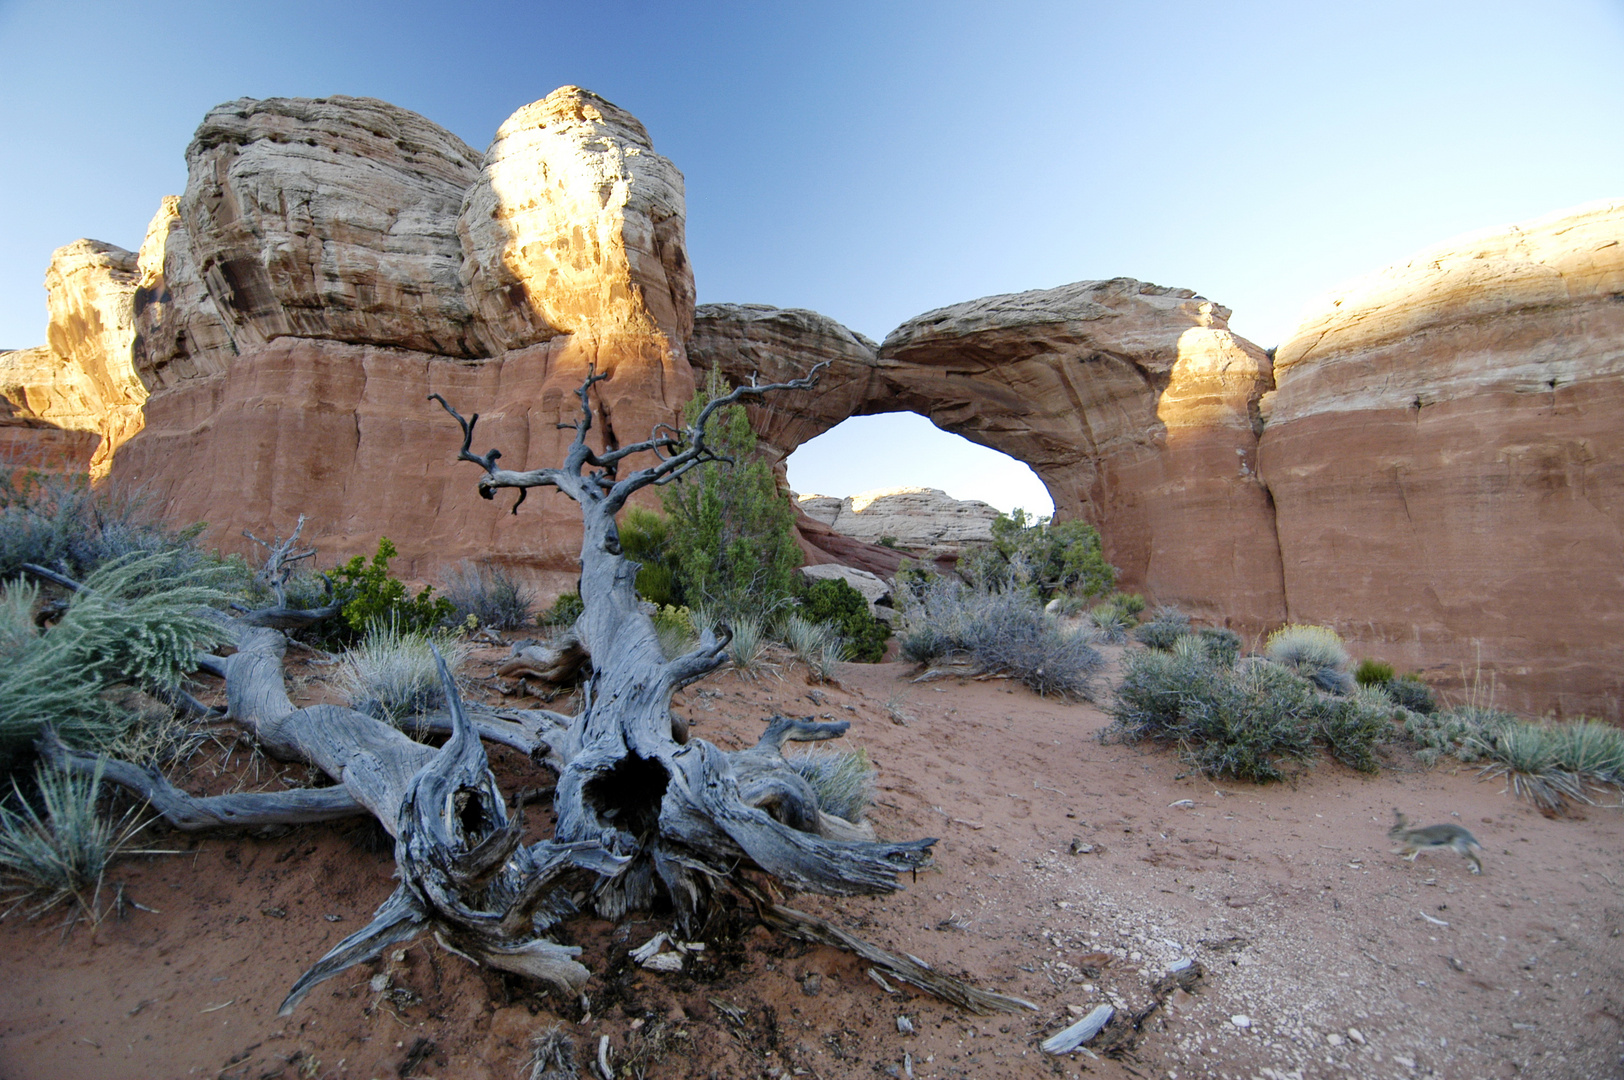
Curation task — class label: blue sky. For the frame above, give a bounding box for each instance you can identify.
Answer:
[2,0,1620,515]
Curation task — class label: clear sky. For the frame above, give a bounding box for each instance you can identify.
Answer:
[2,0,1620,515]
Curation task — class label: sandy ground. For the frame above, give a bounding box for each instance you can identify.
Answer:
[2,645,1622,1080]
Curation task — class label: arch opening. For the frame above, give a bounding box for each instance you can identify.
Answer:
[784,411,1054,517]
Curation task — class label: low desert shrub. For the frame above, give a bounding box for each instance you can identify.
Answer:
[1317,686,1397,774]
[798,578,889,663]
[1384,673,1437,714]
[897,578,1102,699]
[1133,606,1191,650]
[1354,658,1395,687]
[1109,647,1393,783]
[0,758,145,916]
[1264,624,1353,694]
[0,474,205,582]
[788,745,876,823]
[337,625,469,728]
[651,605,697,660]
[539,590,585,628]
[442,561,534,630]
[329,538,456,640]
[1196,627,1242,667]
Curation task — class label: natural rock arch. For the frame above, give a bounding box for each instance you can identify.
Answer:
[688,286,1287,629]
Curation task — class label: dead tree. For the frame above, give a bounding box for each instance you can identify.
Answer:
[43,367,1032,1017]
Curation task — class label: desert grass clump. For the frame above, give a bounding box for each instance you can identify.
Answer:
[778,613,844,681]
[726,612,767,672]
[788,745,876,823]
[1132,606,1191,650]
[898,578,1102,699]
[1087,602,1132,643]
[337,624,469,727]
[0,759,146,918]
[1547,720,1624,788]
[442,561,535,630]
[1264,623,1353,693]
[1354,658,1395,687]
[523,1025,579,1080]
[1477,723,1584,811]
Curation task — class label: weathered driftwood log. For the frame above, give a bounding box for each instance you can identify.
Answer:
[47,367,1032,1018]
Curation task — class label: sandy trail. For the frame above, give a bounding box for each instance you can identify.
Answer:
[2,649,1620,1079]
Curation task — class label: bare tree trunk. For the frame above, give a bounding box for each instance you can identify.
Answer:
[48,366,1032,1018]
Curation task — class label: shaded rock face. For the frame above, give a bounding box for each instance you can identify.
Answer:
[692,284,1286,629]
[1259,199,1624,720]
[797,486,1000,558]
[178,95,486,357]
[132,196,237,389]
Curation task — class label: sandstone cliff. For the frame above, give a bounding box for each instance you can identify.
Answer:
[1259,199,1624,719]
[106,87,695,590]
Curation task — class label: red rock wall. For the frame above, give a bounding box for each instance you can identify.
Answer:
[112,335,683,592]
[1260,200,1624,719]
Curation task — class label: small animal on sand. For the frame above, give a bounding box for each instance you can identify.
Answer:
[1388,810,1483,874]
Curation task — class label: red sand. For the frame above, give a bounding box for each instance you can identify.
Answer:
[3,648,1621,1080]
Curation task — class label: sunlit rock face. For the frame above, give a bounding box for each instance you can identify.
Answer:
[1259,199,1624,719]
[796,487,1000,558]
[178,95,486,357]
[691,283,1285,628]
[102,89,693,589]
[0,241,149,477]
[0,345,102,474]
[458,86,694,352]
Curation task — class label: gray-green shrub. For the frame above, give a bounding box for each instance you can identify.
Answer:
[1109,648,1394,782]
[1264,624,1353,694]
[898,578,1101,700]
[1132,607,1191,650]
[443,561,535,630]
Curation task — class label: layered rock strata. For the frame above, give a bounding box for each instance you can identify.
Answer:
[1259,199,1624,719]
[0,240,149,477]
[797,486,1000,557]
[692,283,1285,628]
